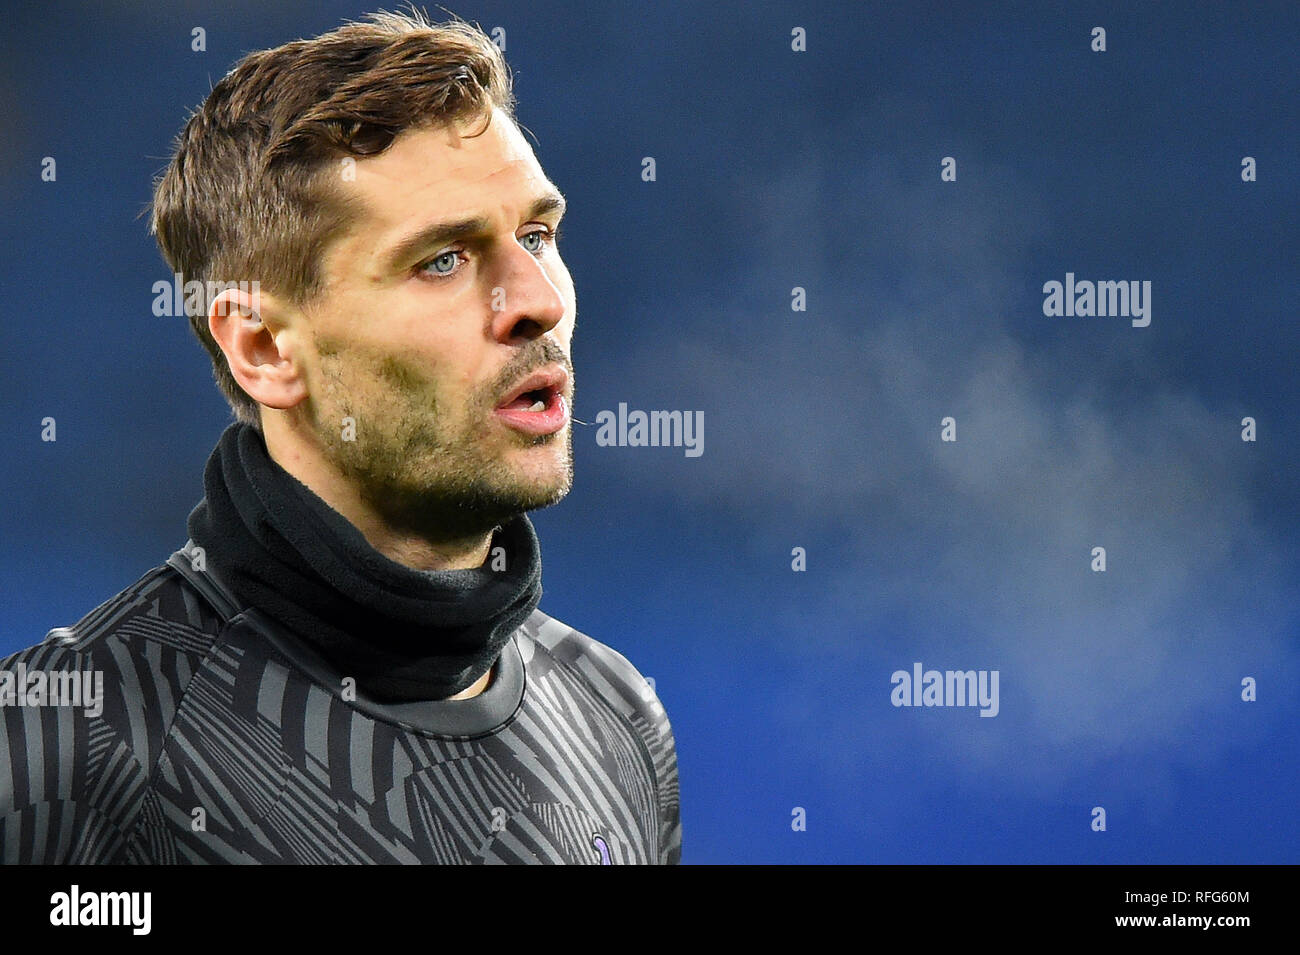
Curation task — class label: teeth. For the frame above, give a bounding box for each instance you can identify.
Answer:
[527,399,546,412]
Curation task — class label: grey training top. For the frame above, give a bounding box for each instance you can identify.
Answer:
[0,552,680,864]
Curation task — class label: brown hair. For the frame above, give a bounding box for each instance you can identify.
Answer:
[149,8,516,430]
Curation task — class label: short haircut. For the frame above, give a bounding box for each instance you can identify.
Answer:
[149,9,516,430]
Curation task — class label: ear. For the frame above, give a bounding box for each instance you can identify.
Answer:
[208,285,309,411]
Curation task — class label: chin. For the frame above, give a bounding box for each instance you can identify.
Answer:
[504,439,570,479]
[514,467,573,504]
[509,465,573,511]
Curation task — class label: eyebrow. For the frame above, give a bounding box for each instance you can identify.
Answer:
[384,192,567,269]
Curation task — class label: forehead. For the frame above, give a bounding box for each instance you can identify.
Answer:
[345,109,551,233]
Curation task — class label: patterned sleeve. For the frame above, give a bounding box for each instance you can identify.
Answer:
[649,698,681,865]
[0,566,212,863]
[0,636,148,862]
[532,614,682,865]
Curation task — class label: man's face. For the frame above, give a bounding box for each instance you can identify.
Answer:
[294,107,576,539]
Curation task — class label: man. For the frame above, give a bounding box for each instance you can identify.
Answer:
[0,11,680,864]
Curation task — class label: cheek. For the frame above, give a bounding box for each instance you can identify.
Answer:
[419,357,483,414]
[311,352,350,401]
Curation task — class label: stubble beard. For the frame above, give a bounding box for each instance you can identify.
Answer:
[312,361,574,542]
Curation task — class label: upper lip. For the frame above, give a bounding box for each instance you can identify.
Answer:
[496,364,570,408]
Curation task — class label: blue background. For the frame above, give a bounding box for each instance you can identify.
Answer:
[1,1,1296,863]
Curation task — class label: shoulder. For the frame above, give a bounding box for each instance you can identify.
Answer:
[520,608,669,731]
[11,560,227,667]
[0,563,224,826]
[0,559,227,859]
[520,609,682,864]
[1,558,228,740]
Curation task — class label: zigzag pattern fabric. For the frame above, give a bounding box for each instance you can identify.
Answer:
[0,561,680,864]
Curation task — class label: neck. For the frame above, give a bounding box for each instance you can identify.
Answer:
[263,418,492,572]
[187,419,545,702]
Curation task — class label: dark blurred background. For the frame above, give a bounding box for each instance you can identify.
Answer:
[1,0,1296,863]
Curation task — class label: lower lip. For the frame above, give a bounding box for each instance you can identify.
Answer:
[493,393,569,435]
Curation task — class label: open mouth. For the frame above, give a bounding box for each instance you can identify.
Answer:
[493,368,570,436]
[498,386,555,413]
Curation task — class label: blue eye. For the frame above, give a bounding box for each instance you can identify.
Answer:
[522,226,562,253]
[424,250,462,277]
[417,227,561,281]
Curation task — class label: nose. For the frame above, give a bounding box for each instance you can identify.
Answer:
[489,238,568,345]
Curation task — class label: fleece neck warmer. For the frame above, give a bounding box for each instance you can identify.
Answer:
[187,422,543,701]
